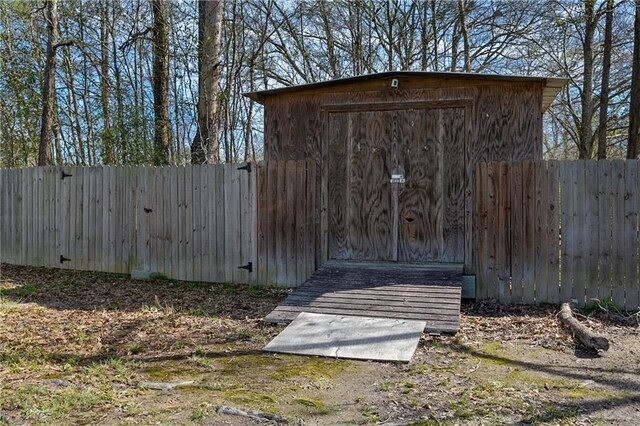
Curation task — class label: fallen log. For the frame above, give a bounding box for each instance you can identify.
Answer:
[558,303,610,352]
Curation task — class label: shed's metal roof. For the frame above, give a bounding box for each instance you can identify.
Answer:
[244,71,568,111]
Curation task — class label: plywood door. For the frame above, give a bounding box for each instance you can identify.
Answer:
[328,110,395,260]
[327,107,465,263]
[397,108,465,262]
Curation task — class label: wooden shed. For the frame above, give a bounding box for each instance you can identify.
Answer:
[245,71,567,275]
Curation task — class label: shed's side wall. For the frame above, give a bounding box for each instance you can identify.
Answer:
[263,81,543,273]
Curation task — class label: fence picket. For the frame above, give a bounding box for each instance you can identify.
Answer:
[584,161,599,305]
[573,161,587,306]
[612,160,626,307]
[534,161,549,304]
[559,162,573,303]
[546,161,560,304]
[522,161,536,304]
[624,161,639,310]
[2,161,315,287]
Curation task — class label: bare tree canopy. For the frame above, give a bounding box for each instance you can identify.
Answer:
[0,0,637,166]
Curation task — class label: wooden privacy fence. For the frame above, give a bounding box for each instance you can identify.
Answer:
[0,161,316,287]
[476,160,640,310]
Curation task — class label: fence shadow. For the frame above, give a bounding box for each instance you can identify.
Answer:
[443,340,640,424]
[0,263,287,320]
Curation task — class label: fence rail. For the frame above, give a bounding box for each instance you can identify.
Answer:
[0,161,316,288]
[476,160,640,310]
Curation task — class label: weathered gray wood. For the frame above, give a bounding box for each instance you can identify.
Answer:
[546,161,561,304]
[177,166,187,280]
[21,168,29,265]
[559,162,573,303]
[485,162,498,299]
[212,165,224,282]
[611,160,625,307]
[82,166,90,271]
[496,161,510,302]
[192,165,202,281]
[94,167,103,272]
[522,161,536,304]
[162,167,172,277]
[224,164,236,283]
[597,160,613,301]
[0,161,313,289]
[0,169,4,264]
[509,161,524,303]
[170,166,179,279]
[306,161,317,280]
[184,165,194,281]
[585,161,599,305]
[237,163,251,284]
[533,161,548,304]
[101,167,111,273]
[629,161,640,311]
[475,163,488,299]
[198,166,209,281]
[275,161,287,284]
[624,161,639,311]
[36,167,44,266]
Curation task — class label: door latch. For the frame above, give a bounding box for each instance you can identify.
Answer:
[390,174,405,184]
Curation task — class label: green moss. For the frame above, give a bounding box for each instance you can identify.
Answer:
[142,363,203,381]
[217,353,274,375]
[293,397,333,414]
[270,357,349,380]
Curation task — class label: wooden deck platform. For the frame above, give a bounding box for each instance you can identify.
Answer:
[265,261,463,334]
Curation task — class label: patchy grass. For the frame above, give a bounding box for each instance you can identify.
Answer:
[1,264,640,425]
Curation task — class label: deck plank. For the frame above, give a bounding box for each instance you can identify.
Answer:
[265,263,462,334]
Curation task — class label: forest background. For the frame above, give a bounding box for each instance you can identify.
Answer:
[1,0,639,167]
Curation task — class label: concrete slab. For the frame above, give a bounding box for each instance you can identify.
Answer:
[263,312,426,362]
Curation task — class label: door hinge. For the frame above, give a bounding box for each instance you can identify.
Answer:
[61,171,73,180]
[237,163,252,173]
[60,255,71,264]
[238,262,253,273]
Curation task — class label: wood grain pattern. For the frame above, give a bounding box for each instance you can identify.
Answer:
[327,112,350,259]
[398,108,434,261]
[441,108,466,263]
[263,81,543,273]
[348,110,394,260]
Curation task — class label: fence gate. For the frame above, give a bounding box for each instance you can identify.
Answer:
[0,161,316,288]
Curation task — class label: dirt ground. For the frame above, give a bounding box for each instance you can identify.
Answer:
[1,264,639,426]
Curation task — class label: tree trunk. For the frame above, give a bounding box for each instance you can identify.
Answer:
[579,0,596,159]
[151,0,171,165]
[431,0,439,71]
[100,0,113,164]
[457,0,470,72]
[191,0,223,164]
[628,0,640,159]
[38,0,58,166]
[597,0,613,160]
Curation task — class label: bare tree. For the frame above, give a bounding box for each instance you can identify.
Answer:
[38,0,70,166]
[191,0,223,164]
[151,0,171,165]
